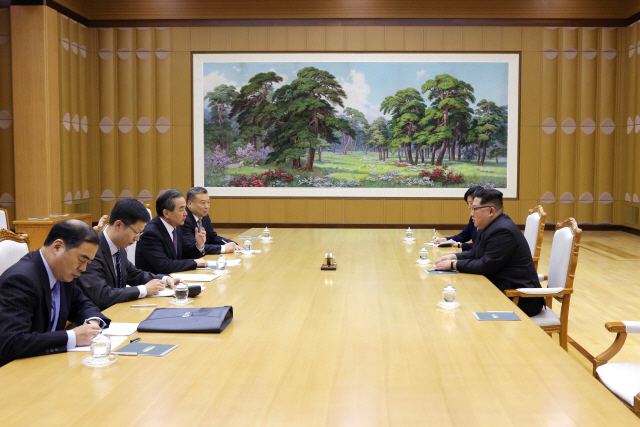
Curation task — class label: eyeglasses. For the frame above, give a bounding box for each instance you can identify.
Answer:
[470,205,493,212]
[123,222,144,237]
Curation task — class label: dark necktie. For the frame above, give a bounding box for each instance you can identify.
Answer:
[172,227,178,256]
[197,218,203,233]
[114,251,123,288]
[49,281,60,331]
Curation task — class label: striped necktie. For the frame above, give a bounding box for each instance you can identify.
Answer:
[114,251,123,288]
[49,281,60,331]
[172,227,178,255]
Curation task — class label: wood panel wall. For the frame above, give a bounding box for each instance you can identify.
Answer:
[53,0,640,21]
[8,5,640,227]
[0,9,14,226]
[621,20,640,229]
[10,6,62,219]
[77,24,625,226]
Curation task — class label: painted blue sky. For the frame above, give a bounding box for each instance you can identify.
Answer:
[203,61,509,124]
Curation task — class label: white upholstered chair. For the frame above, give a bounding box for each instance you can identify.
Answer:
[0,229,31,276]
[126,206,152,266]
[506,218,582,351]
[593,321,640,417]
[522,205,546,271]
[0,207,8,229]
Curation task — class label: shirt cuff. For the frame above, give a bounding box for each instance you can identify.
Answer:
[220,245,226,254]
[198,245,205,254]
[138,285,147,298]
[162,276,170,287]
[66,330,76,350]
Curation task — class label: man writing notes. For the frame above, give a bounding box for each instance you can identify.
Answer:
[0,220,109,366]
[432,185,481,250]
[135,189,208,274]
[181,186,241,258]
[434,188,544,317]
[78,199,182,310]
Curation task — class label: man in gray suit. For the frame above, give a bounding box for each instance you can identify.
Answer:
[78,199,181,310]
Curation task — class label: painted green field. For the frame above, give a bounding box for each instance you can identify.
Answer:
[205,151,507,188]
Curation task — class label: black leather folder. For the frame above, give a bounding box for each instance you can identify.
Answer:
[137,306,233,333]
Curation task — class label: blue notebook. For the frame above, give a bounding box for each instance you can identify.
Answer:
[473,311,521,321]
[426,269,459,275]
[113,342,178,356]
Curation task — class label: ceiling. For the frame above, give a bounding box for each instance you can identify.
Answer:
[21,0,640,24]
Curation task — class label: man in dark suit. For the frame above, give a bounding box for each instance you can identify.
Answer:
[434,188,543,316]
[432,185,481,251]
[78,199,182,310]
[0,220,110,366]
[180,186,241,258]
[135,189,208,274]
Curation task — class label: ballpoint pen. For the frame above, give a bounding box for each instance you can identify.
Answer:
[130,337,141,343]
[131,304,157,307]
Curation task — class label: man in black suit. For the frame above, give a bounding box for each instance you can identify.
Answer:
[0,220,110,366]
[180,186,241,258]
[434,188,544,316]
[135,189,208,274]
[78,199,182,310]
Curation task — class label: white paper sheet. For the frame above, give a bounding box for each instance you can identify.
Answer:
[170,273,221,282]
[234,249,262,254]
[148,289,174,297]
[68,335,128,352]
[102,322,139,336]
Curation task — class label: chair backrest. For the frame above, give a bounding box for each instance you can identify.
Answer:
[523,205,546,270]
[0,229,31,276]
[547,218,582,290]
[127,240,137,265]
[0,207,8,229]
[93,215,110,233]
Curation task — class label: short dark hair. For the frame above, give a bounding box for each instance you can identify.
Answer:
[43,219,99,249]
[464,185,482,202]
[156,189,184,216]
[109,199,151,225]
[474,188,503,210]
[186,186,208,203]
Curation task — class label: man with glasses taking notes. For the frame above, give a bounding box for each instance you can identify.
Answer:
[434,188,544,317]
[432,185,481,250]
[78,199,183,310]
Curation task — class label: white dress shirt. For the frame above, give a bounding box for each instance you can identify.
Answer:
[103,229,149,298]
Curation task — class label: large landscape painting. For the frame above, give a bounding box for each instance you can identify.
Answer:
[193,53,519,198]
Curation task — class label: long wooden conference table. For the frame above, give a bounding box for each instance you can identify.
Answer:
[0,228,637,426]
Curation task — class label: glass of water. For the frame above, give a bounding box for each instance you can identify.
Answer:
[217,255,227,271]
[419,245,429,262]
[90,333,111,364]
[405,227,413,239]
[243,239,252,252]
[174,282,189,304]
[442,284,457,305]
[262,227,270,238]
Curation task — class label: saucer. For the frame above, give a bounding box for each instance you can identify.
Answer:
[81,354,118,368]
[261,236,272,241]
[169,297,194,305]
[403,237,416,241]
[437,301,460,309]
[216,270,230,275]
[416,259,430,265]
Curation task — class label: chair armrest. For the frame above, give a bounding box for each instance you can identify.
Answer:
[538,273,548,282]
[505,288,572,298]
[593,321,635,375]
